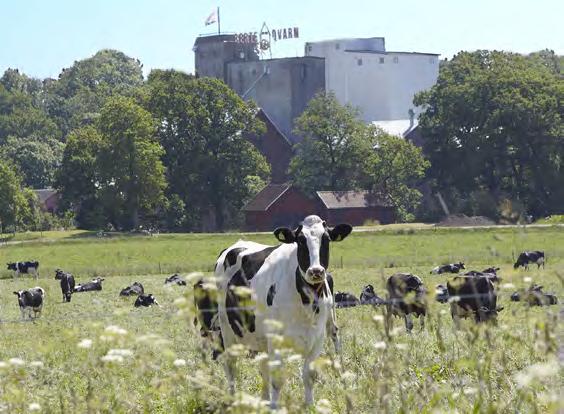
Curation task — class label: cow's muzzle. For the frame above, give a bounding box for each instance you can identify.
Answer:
[306,266,326,283]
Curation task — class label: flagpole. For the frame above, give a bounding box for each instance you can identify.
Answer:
[217,7,221,35]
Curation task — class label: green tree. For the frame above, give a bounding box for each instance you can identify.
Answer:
[0,160,31,232]
[289,92,375,193]
[415,50,564,219]
[97,96,166,230]
[146,70,269,231]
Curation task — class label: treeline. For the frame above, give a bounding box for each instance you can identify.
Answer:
[0,48,562,232]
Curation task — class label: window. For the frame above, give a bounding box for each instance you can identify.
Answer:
[379,57,385,64]
[357,58,363,66]
[393,56,399,63]
[307,45,312,52]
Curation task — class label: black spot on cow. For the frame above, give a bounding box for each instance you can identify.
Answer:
[223,248,247,270]
[225,270,255,337]
[267,284,276,306]
[295,267,331,313]
[241,246,279,280]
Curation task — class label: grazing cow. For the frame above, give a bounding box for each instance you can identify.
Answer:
[510,284,558,306]
[13,287,45,319]
[120,282,144,296]
[193,279,223,359]
[134,294,159,307]
[514,251,545,270]
[463,269,501,283]
[386,273,427,332]
[201,215,352,408]
[435,284,449,303]
[74,278,104,292]
[7,261,39,279]
[430,262,465,274]
[334,291,360,308]
[165,274,187,286]
[55,269,76,302]
[447,275,502,325]
[359,284,385,305]
[481,267,500,275]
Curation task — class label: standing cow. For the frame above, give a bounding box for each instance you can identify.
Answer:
[199,215,352,408]
[55,269,76,302]
[386,273,427,332]
[13,287,45,319]
[7,261,39,279]
[514,251,545,270]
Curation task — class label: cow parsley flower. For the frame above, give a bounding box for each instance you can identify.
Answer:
[101,354,124,363]
[105,325,128,335]
[8,358,24,366]
[78,339,93,349]
[523,277,532,283]
[501,283,516,290]
[173,359,187,367]
[374,341,387,350]
[28,403,41,411]
[372,315,384,323]
[30,361,44,368]
[0,362,7,369]
[108,349,133,357]
[315,398,332,414]
[287,354,302,363]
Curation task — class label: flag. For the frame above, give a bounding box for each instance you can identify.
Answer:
[205,9,217,26]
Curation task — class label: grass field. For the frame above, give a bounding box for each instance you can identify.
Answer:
[0,225,561,413]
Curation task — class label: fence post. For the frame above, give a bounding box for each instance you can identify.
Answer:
[158,262,162,274]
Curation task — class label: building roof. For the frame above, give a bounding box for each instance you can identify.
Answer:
[371,119,419,138]
[257,108,292,146]
[243,183,291,211]
[34,188,58,204]
[316,190,391,209]
[345,50,440,56]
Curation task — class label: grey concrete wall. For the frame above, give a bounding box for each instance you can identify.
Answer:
[226,57,325,144]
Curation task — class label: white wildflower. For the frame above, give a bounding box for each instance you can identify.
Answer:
[232,392,268,409]
[523,277,532,283]
[374,341,387,350]
[395,343,408,351]
[173,297,188,307]
[515,362,558,388]
[372,314,384,323]
[0,361,7,369]
[440,309,447,315]
[28,403,41,411]
[463,387,477,395]
[30,361,44,368]
[315,398,332,414]
[263,319,284,332]
[101,354,124,363]
[78,339,93,349]
[108,349,133,357]
[287,354,302,363]
[341,371,357,382]
[268,360,282,369]
[501,283,516,290]
[226,344,247,357]
[253,352,269,363]
[173,359,187,367]
[105,325,127,335]
[9,358,24,366]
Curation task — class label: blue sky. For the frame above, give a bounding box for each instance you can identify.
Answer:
[2,0,562,79]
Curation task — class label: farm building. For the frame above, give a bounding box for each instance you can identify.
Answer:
[34,188,60,213]
[243,184,394,231]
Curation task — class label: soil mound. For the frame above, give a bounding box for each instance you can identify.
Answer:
[436,214,495,227]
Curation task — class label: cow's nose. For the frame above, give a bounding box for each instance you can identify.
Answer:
[308,266,325,279]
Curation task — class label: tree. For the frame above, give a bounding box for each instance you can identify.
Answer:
[146,70,269,231]
[415,50,564,219]
[97,96,166,230]
[0,160,31,232]
[289,92,375,193]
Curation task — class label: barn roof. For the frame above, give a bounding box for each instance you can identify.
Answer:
[34,188,58,204]
[243,183,291,211]
[316,190,391,209]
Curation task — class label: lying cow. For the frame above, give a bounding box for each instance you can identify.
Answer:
[201,215,352,408]
[430,262,465,274]
[134,294,159,307]
[514,251,545,270]
[13,287,45,319]
[55,269,76,302]
[74,278,104,292]
[510,284,558,306]
[447,275,502,325]
[359,284,385,305]
[334,291,360,308]
[164,274,187,286]
[435,284,449,303]
[7,261,39,278]
[386,273,427,332]
[120,282,144,296]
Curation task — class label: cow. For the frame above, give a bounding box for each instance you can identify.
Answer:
[7,261,39,279]
[510,284,558,306]
[514,251,545,270]
[200,215,352,408]
[74,278,104,292]
[55,269,76,302]
[334,291,360,308]
[134,294,159,307]
[120,282,144,297]
[463,269,501,283]
[359,284,385,305]
[435,284,449,303]
[430,262,465,274]
[193,279,223,359]
[447,275,503,325]
[165,274,187,286]
[386,273,427,332]
[13,287,45,319]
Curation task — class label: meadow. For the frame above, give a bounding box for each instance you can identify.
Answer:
[0,225,561,413]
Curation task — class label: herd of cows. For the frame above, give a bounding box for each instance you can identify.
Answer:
[4,216,559,408]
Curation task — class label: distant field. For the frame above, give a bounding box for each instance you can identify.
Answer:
[0,226,561,412]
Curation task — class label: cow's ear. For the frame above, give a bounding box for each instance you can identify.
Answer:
[274,227,296,243]
[13,291,19,296]
[329,224,353,241]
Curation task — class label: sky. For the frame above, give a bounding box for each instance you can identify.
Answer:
[1,0,563,79]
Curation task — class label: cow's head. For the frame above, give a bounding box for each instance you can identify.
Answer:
[54,269,64,280]
[274,215,352,285]
[7,263,16,271]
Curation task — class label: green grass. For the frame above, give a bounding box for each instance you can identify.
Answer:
[0,226,561,412]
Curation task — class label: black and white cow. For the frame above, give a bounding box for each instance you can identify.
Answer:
[164,274,187,286]
[359,284,385,305]
[74,278,104,292]
[463,268,501,283]
[55,269,76,302]
[510,284,558,306]
[134,294,159,307]
[193,279,223,359]
[430,262,465,274]
[7,261,39,279]
[334,291,360,308]
[447,275,502,325]
[13,287,45,319]
[435,284,449,303]
[200,215,352,408]
[120,282,144,296]
[386,273,427,332]
[514,251,545,270]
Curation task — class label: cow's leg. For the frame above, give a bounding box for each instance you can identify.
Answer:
[326,306,341,354]
[269,349,284,409]
[404,314,413,332]
[450,304,461,329]
[259,357,270,401]
[302,355,316,406]
[419,314,425,330]
[20,308,25,320]
[223,356,236,395]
